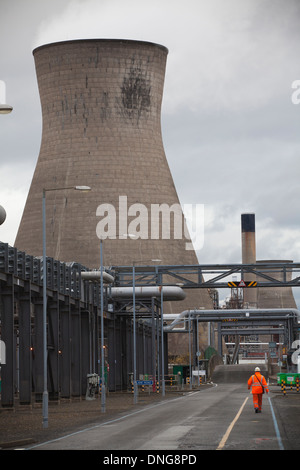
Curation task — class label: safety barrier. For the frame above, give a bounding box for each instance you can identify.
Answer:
[129,373,207,394]
[166,374,206,390]
[281,380,286,397]
[280,377,300,396]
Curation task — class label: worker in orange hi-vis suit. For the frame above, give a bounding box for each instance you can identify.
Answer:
[248,367,269,413]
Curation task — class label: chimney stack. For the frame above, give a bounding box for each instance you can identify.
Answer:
[241,213,257,307]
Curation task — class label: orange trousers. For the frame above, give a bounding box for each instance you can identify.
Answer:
[252,393,263,410]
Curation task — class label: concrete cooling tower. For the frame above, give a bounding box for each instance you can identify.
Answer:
[14,39,213,354]
[256,260,297,309]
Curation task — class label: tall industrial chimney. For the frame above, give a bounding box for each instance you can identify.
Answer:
[241,213,297,309]
[15,39,213,354]
[241,213,257,307]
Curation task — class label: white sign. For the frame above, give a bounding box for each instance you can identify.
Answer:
[192,370,206,376]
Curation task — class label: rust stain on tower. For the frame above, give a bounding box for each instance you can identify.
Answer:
[15,39,213,354]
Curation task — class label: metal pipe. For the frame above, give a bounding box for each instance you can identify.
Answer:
[163,313,188,331]
[163,310,190,331]
[163,308,300,332]
[81,270,114,284]
[42,189,48,429]
[109,286,186,301]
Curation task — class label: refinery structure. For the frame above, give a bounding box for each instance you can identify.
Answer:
[1,39,299,411]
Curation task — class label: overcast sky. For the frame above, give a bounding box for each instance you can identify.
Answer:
[1,0,300,302]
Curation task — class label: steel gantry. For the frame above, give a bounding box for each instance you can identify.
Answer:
[163,308,300,352]
[111,262,300,289]
[112,263,300,347]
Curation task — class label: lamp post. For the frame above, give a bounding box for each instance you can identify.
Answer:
[132,263,137,404]
[160,285,165,396]
[0,80,11,227]
[189,313,192,390]
[100,238,106,412]
[42,185,91,428]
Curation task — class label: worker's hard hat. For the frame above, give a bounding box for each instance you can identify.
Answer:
[255,367,260,372]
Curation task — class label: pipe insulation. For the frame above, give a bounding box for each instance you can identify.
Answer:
[80,272,186,300]
[109,286,186,301]
[81,270,114,284]
[163,310,190,332]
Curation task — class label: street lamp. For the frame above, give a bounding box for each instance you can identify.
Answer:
[0,205,6,225]
[100,238,106,413]
[0,81,13,114]
[0,104,13,114]
[42,185,91,428]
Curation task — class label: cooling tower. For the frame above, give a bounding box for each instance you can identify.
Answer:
[241,213,257,307]
[15,39,213,354]
[256,260,297,309]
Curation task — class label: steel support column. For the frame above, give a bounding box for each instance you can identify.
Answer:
[33,299,44,402]
[120,317,128,390]
[151,297,156,384]
[60,301,71,398]
[48,295,59,400]
[126,319,133,388]
[0,276,15,407]
[192,319,197,368]
[218,322,223,356]
[107,318,114,391]
[81,310,91,395]
[19,281,32,405]
[71,302,81,397]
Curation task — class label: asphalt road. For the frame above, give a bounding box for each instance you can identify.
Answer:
[25,364,299,452]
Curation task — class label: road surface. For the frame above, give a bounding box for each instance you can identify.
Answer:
[26,364,296,451]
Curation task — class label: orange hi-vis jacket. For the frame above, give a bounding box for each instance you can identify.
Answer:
[248,372,269,394]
